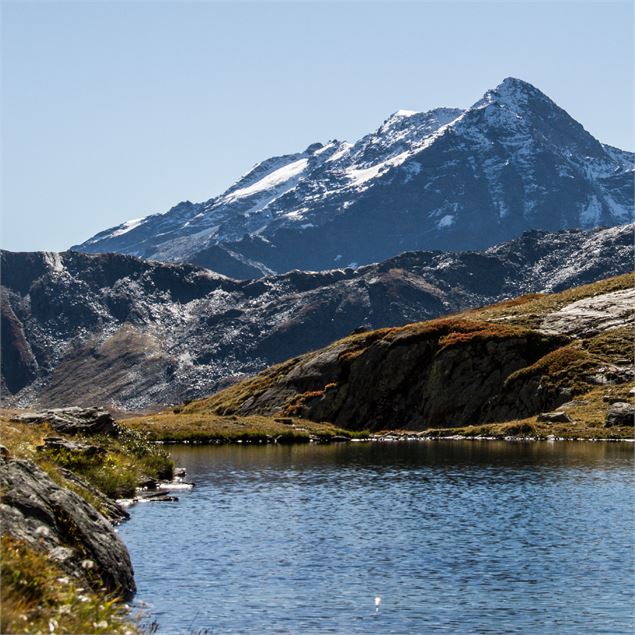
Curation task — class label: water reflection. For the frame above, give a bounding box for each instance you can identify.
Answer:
[120,441,634,634]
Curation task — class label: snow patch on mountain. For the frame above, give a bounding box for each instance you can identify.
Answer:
[580,196,603,227]
[223,158,309,202]
[110,218,145,237]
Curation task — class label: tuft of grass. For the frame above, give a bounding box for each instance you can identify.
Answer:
[39,430,173,499]
[283,390,326,417]
[438,323,532,348]
[423,420,540,439]
[505,344,596,394]
[584,326,634,364]
[0,420,53,460]
[338,348,367,364]
[1,535,139,635]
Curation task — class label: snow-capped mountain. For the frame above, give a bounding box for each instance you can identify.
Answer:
[5,224,633,410]
[75,78,634,277]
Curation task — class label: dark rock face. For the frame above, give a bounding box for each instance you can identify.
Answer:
[75,79,633,277]
[222,322,569,430]
[2,225,633,410]
[1,290,38,394]
[0,454,135,599]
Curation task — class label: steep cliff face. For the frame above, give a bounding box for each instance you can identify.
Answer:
[189,275,634,431]
[2,225,632,410]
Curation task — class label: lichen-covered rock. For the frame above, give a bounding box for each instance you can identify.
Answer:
[0,454,135,599]
[605,402,634,427]
[539,288,635,338]
[14,407,120,437]
[56,467,130,525]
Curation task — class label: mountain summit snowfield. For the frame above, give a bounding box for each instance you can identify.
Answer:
[75,78,634,277]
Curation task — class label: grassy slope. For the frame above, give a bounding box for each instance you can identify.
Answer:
[166,273,634,439]
[121,412,368,443]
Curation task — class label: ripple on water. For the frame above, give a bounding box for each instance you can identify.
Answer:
[118,441,635,634]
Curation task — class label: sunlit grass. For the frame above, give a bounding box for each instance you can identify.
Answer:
[1,535,139,635]
[121,412,368,443]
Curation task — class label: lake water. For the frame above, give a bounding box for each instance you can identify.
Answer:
[118,441,635,634]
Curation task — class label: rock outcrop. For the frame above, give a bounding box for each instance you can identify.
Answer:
[539,288,635,337]
[0,453,136,600]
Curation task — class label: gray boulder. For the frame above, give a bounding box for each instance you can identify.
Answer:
[537,411,573,424]
[605,402,635,427]
[56,467,130,525]
[37,436,105,456]
[13,407,120,437]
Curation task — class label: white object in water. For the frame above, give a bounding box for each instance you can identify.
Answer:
[374,596,381,612]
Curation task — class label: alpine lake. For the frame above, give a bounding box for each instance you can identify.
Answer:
[118,440,634,634]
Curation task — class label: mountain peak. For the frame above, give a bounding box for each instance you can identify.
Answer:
[393,109,419,118]
[475,77,551,112]
[74,78,634,274]
[498,76,539,92]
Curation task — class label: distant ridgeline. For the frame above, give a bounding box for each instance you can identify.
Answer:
[74,78,633,278]
[2,224,633,411]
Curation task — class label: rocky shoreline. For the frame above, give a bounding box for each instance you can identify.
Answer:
[368,432,634,443]
[0,407,180,633]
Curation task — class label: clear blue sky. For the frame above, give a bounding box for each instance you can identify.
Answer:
[2,0,633,252]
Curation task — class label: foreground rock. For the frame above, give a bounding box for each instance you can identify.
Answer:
[0,452,135,600]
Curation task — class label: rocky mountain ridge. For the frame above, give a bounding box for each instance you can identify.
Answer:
[75,78,634,277]
[188,274,634,432]
[2,224,632,410]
